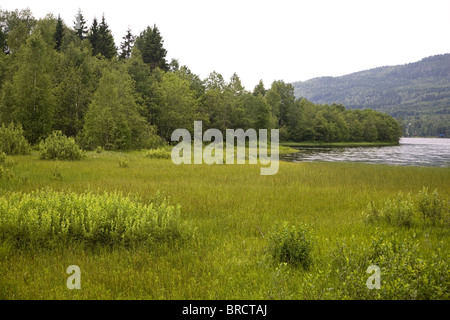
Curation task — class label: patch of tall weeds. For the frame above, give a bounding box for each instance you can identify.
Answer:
[0,189,193,249]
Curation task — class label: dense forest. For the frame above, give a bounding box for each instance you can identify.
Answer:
[0,8,402,150]
[292,54,450,137]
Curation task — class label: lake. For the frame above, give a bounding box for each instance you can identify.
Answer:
[281,138,450,167]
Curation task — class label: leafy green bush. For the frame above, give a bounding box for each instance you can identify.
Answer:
[0,123,30,155]
[267,221,313,269]
[363,188,449,227]
[324,232,449,300]
[416,187,449,226]
[145,148,172,159]
[39,131,83,160]
[0,189,191,249]
[381,193,414,227]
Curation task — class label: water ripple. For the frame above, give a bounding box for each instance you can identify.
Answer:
[281,138,450,167]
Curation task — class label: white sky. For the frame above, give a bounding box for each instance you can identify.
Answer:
[2,0,450,89]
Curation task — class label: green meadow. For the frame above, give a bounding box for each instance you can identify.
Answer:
[0,150,449,299]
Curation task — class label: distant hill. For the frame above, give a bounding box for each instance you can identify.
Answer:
[291,54,450,137]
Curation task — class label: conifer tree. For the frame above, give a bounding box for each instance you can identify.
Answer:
[119,28,134,60]
[54,15,64,52]
[135,25,168,71]
[73,8,87,40]
[88,17,100,56]
[98,15,117,59]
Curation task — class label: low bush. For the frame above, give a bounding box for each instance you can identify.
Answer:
[363,188,449,228]
[267,221,314,269]
[416,187,449,226]
[0,123,30,155]
[39,131,83,161]
[145,148,172,159]
[0,189,192,249]
[323,232,449,300]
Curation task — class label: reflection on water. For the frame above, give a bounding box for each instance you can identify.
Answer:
[281,138,450,167]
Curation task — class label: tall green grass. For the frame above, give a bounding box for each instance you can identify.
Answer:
[0,150,448,299]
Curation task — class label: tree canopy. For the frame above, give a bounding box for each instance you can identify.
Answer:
[0,8,403,150]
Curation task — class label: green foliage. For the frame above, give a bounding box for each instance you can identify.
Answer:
[324,232,449,300]
[134,25,168,71]
[416,187,449,226]
[95,146,104,153]
[145,148,171,159]
[267,221,313,269]
[81,66,158,150]
[364,188,449,227]
[0,189,191,249]
[154,71,202,140]
[39,130,83,160]
[53,41,98,137]
[0,123,30,155]
[1,30,56,143]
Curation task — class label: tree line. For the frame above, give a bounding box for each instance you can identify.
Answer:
[0,8,402,150]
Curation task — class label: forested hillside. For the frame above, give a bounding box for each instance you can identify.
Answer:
[0,8,402,148]
[292,54,450,137]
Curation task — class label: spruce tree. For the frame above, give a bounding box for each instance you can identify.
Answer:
[54,15,64,52]
[98,15,117,59]
[135,25,168,71]
[119,28,134,60]
[88,17,100,56]
[73,8,87,40]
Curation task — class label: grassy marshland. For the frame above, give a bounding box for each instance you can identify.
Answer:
[0,150,448,299]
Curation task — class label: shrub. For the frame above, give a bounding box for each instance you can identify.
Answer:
[416,187,449,226]
[381,192,414,227]
[0,123,30,155]
[364,188,449,228]
[39,131,83,160]
[325,232,449,300]
[0,189,192,249]
[145,148,172,159]
[267,221,313,269]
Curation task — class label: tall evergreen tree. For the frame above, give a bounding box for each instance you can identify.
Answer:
[98,15,117,59]
[119,28,134,60]
[54,14,64,52]
[135,25,168,71]
[73,8,87,40]
[88,17,100,56]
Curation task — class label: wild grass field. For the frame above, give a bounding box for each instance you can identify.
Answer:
[0,150,449,299]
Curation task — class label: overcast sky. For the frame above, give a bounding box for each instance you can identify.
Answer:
[2,0,450,89]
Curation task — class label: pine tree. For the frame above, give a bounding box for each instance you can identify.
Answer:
[98,15,117,59]
[73,9,88,40]
[54,15,64,52]
[119,28,134,60]
[88,17,100,56]
[135,25,168,71]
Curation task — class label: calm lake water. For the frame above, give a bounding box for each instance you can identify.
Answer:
[281,138,450,167]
